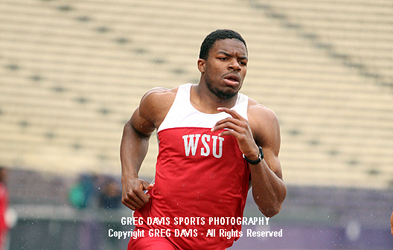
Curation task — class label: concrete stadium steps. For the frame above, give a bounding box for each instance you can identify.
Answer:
[262,0,393,81]
[0,0,392,188]
[239,0,393,187]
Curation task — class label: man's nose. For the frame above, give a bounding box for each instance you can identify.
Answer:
[228,59,241,71]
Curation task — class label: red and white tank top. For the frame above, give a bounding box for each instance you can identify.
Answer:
[134,83,251,250]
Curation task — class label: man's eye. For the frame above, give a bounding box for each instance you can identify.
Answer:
[219,57,227,60]
[240,61,247,66]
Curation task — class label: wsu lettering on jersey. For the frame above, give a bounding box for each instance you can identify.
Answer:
[182,134,224,158]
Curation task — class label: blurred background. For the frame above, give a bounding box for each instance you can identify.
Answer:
[0,0,392,249]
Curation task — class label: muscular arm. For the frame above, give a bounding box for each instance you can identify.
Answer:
[120,108,154,210]
[120,87,175,210]
[212,103,286,217]
[247,105,286,217]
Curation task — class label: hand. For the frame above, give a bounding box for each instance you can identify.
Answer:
[121,178,154,210]
[212,107,259,160]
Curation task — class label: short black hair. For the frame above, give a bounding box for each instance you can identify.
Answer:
[199,29,247,60]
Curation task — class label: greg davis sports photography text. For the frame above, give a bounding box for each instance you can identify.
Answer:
[108,216,283,240]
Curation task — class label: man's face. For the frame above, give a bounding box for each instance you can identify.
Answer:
[200,38,248,100]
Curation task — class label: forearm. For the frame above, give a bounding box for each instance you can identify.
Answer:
[120,119,155,210]
[120,122,150,182]
[249,160,287,217]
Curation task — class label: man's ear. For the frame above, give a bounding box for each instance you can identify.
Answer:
[197,59,206,73]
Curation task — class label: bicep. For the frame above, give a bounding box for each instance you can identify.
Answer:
[128,88,168,137]
[130,86,175,136]
[252,107,283,179]
[263,147,283,179]
[129,107,155,138]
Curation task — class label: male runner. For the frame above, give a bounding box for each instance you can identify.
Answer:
[120,29,287,249]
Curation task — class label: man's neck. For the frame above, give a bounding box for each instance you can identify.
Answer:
[191,83,238,114]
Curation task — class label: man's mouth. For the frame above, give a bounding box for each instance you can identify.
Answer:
[223,73,240,85]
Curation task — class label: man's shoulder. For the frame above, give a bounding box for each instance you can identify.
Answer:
[138,86,180,125]
[247,98,278,122]
[140,86,179,108]
[247,98,280,141]
[142,86,178,100]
